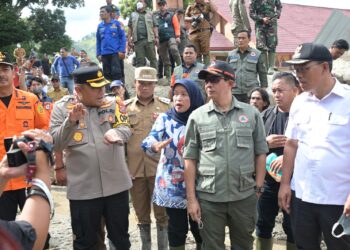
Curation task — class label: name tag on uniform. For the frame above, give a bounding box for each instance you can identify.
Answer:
[164,22,168,28]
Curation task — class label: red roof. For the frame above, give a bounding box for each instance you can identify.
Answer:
[213,1,350,53]
[210,30,234,51]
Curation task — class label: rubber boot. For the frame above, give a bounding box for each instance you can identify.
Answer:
[268,51,276,75]
[157,224,169,250]
[286,241,297,250]
[203,54,210,66]
[162,65,171,86]
[255,237,273,250]
[139,224,152,250]
[169,246,185,250]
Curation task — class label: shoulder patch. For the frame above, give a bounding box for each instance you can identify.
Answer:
[100,99,113,108]
[158,97,171,105]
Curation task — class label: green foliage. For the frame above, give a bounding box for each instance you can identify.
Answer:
[119,0,137,19]
[0,1,82,56]
[0,0,84,13]
[39,35,72,55]
[0,8,32,48]
[73,33,98,63]
[28,8,66,42]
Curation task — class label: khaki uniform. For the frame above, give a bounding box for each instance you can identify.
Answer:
[125,96,170,226]
[184,98,268,249]
[50,95,132,200]
[185,2,213,63]
[47,87,69,102]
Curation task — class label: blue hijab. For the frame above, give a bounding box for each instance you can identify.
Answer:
[166,78,205,125]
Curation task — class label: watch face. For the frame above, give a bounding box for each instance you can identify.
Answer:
[255,186,264,193]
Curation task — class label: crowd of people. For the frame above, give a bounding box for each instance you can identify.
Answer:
[0,0,350,250]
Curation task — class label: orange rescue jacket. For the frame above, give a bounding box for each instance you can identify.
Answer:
[0,89,49,191]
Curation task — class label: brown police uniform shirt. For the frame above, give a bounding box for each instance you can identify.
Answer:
[185,2,212,32]
[125,96,171,178]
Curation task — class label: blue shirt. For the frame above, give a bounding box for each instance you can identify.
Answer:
[52,56,80,78]
[142,113,187,209]
[96,19,126,56]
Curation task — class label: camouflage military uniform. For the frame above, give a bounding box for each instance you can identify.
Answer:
[185,1,214,65]
[229,0,251,47]
[249,0,282,73]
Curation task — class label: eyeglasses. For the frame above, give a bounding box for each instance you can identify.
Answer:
[204,75,224,84]
[293,62,323,74]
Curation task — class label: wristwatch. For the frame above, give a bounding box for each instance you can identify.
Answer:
[36,139,54,166]
[254,186,265,193]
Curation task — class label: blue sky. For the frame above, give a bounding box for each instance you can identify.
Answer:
[26,0,350,41]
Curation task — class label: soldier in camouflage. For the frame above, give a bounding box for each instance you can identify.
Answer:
[249,0,282,74]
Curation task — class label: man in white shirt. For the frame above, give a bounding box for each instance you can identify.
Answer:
[278,43,350,249]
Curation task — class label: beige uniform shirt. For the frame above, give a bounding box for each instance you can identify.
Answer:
[50,95,132,200]
[47,87,69,102]
[125,96,171,178]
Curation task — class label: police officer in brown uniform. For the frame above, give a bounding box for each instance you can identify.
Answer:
[125,67,170,250]
[185,0,217,66]
[50,66,132,250]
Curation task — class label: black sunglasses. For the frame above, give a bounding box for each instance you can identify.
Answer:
[204,75,224,84]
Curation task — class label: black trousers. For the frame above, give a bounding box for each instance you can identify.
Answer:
[70,191,130,250]
[256,177,294,243]
[166,207,202,247]
[291,192,350,250]
[0,188,26,221]
[101,53,122,82]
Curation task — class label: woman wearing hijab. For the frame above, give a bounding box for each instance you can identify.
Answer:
[142,78,204,250]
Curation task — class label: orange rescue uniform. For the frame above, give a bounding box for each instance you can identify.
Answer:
[0,89,49,191]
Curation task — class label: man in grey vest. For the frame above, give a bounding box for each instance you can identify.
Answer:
[155,0,182,83]
[227,29,267,103]
[170,44,205,99]
[128,0,158,69]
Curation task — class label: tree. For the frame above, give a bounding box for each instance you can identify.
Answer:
[27,8,73,54]
[0,0,85,14]
[119,0,137,19]
[0,8,32,48]
[0,1,82,54]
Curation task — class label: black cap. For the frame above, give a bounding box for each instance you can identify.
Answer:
[286,43,332,64]
[0,51,13,68]
[157,0,167,4]
[51,74,60,81]
[198,60,235,80]
[72,66,110,88]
